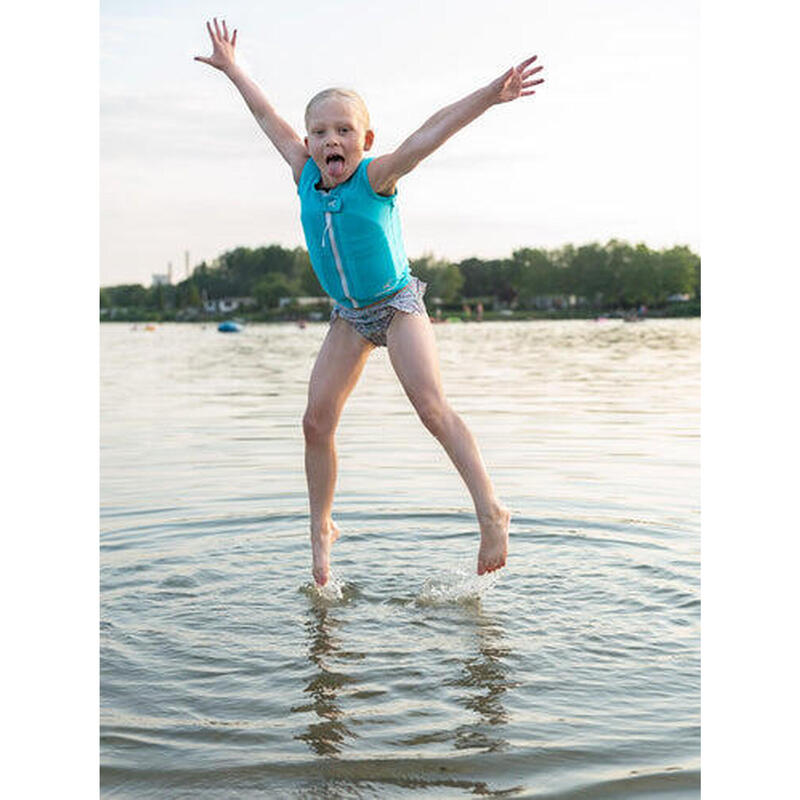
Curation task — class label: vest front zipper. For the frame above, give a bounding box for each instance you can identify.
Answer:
[324,211,358,308]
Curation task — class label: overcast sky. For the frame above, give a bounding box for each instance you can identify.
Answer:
[100,0,699,287]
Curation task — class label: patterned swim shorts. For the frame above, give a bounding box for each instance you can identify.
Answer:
[330,276,428,347]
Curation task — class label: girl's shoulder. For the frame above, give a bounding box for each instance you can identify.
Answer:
[359,157,397,202]
[297,158,319,194]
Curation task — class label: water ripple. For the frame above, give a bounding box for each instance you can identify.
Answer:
[101,320,699,798]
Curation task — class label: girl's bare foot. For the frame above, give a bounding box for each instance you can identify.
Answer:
[311,520,340,586]
[477,505,510,575]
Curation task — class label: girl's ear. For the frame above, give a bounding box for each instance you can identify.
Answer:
[364,129,375,150]
[303,135,309,149]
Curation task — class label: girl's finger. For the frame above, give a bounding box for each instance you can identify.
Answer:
[231,29,237,47]
[213,17,222,39]
[517,54,538,70]
[520,90,536,97]
[206,21,216,42]
[521,78,545,88]
[522,65,544,79]
[222,19,229,40]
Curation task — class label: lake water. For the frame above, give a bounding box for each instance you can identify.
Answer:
[100,318,700,799]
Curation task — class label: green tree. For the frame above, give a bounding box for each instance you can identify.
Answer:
[605,240,635,307]
[660,245,699,299]
[293,248,324,296]
[457,257,495,298]
[253,273,300,309]
[617,243,657,307]
[410,254,464,306]
[548,245,574,295]
[150,284,167,311]
[105,283,150,308]
[100,239,701,319]
[694,258,701,300]
[564,242,610,306]
[510,248,559,305]
[174,280,202,309]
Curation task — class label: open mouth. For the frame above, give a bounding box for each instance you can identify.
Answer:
[325,153,346,177]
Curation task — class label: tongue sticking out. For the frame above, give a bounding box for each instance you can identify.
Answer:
[327,157,345,178]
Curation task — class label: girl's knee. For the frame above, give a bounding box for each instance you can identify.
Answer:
[414,395,450,437]
[303,406,336,443]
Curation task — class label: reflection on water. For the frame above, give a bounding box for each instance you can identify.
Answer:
[294,585,522,795]
[100,320,700,798]
[294,603,360,757]
[449,611,514,750]
[297,589,516,761]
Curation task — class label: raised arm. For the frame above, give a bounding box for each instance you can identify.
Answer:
[194,18,309,183]
[368,56,544,196]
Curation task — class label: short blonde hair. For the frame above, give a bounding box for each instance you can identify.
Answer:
[304,88,371,131]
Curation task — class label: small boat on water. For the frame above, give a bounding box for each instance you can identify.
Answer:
[218,320,243,333]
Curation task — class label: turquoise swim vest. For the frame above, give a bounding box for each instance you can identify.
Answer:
[297,157,410,308]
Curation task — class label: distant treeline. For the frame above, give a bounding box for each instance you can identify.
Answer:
[100,240,700,318]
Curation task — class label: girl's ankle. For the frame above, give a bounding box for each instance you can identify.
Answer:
[477,501,507,522]
[310,519,334,538]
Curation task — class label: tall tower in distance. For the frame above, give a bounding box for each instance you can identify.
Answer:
[185,250,190,280]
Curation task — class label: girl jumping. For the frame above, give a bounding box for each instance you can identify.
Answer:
[195,18,544,586]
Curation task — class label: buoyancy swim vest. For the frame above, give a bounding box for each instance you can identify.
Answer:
[297,157,410,308]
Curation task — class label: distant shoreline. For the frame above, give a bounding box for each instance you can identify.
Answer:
[100,307,699,325]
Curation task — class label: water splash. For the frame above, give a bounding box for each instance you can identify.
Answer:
[416,561,501,606]
[300,568,351,606]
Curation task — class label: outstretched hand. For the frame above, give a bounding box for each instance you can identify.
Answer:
[194,18,237,73]
[490,55,544,104]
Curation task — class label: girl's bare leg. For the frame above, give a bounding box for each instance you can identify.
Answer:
[386,311,510,575]
[304,318,374,585]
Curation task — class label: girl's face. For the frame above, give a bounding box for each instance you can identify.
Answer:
[304,98,374,188]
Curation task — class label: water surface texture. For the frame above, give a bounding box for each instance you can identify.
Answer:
[100,319,700,798]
